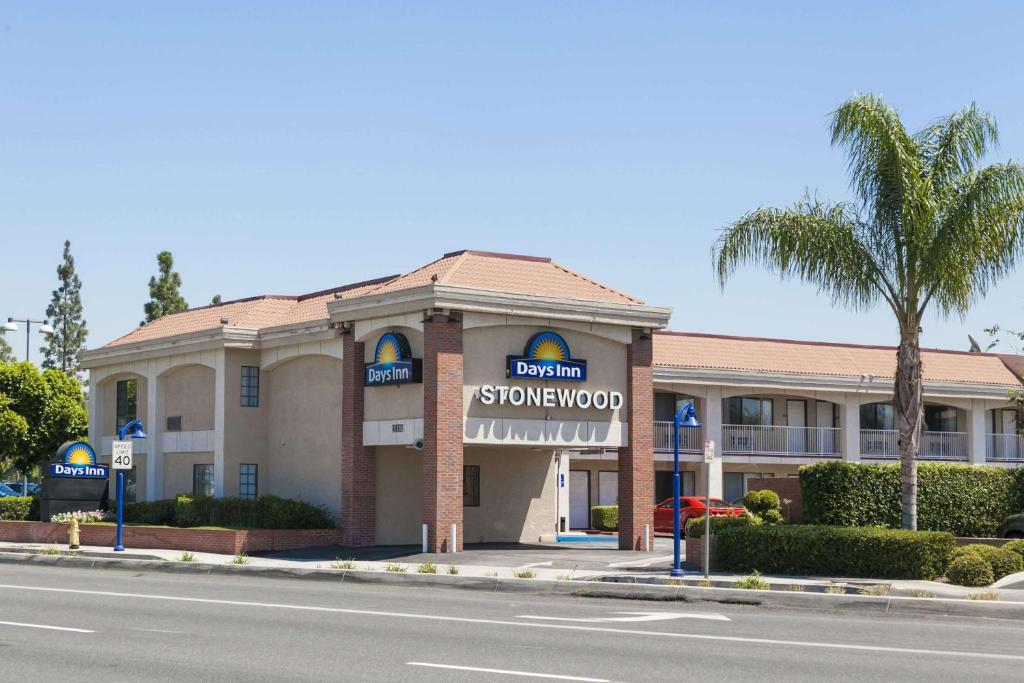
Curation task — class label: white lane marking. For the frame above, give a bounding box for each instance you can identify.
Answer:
[518,611,730,623]
[407,662,609,681]
[2,583,1023,663]
[0,620,94,633]
[607,555,673,568]
[517,561,554,569]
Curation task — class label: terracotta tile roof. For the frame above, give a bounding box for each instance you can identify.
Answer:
[341,250,643,305]
[654,332,1024,387]
[102,276,397,348]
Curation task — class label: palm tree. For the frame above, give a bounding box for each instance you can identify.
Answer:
[713,94,1024,529]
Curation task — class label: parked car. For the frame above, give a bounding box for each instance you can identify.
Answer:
[998,513,1024,538]
[653,496,746,536]
[0,484,22,497]
[3,482,39,496]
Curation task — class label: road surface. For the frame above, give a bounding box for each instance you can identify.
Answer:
[2,563,1022,681]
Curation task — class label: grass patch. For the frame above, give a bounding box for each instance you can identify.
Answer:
[446,564,459,575]
[330,557,357,570]
[178,551,196,563]
[231,553,248,565]
[968,591,1000,601]
[40,546,61,556]
[384,562,407,573]
[825,584,847,594]
[858,584,892,596]
[417,561,438,574]
[696,578,713,588]
[513,569,536,579]
[911,589,935,599]
[733,571,769,590]
[785,583,805,592]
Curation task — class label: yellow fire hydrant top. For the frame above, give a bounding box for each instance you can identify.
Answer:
[68,515,80,550]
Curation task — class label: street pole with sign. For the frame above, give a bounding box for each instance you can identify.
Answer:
[703,439,716,579]
[671,402,701,577]
[113,419,146,552]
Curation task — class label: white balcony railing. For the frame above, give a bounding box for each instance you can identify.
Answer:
[860,430,968,460]
[721,425,841,457]
[988,433,1024,461]
[653,422,703,452]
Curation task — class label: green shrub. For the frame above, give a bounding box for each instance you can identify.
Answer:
[954,544,1023,580]
[590,505,618,531]
[0,497,33,521]
[760,509,785,524]
[946,553,995,587]
[800,462,1024,537]
[124,495,335,529]
[1002,539,1024,562]
[743,490,781,517]
[686,512,758,538]
[715,524,954,580]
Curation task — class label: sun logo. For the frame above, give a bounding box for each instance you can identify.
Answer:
[64,442,96,466]
[508,331,587,382]
[528,332,569,361]
[365,332,422,387]
[375,335,402,364]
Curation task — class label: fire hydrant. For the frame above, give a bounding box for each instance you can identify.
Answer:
[68,516,80,550]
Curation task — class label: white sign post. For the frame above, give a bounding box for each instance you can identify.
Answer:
[111,440,133,470]
[702,440,716,579]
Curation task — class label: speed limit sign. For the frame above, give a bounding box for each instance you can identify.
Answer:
[111,440,134,470]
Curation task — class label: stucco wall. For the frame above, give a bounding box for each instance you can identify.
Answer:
[463,446,557,543]
[224,349,268,498]
[375,446,423,545]
[162,365,215,432]
[265,355,343,519]
[163,452,213,498]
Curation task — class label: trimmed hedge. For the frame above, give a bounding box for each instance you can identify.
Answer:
[953,544,1023,580]
[800,462,1024,537]
[743,490,781,517]
[715,524,954,580]
[590,505,618,531]
[686,512,758,539]
[1003,539,1024,562]
[124,495,335,529]
[0,497,33,521]
[946,553,994,587]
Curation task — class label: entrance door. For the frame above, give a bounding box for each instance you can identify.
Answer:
[787,400,806,453]
[1003,410,1018,459]
[598,471,618,506]
[569,470,591,529]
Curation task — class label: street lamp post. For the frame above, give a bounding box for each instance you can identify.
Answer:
[114,419,147,552]
[671,402,702,577]
[3,317,54,363]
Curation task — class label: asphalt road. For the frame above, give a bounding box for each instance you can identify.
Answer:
[3,564,1023,682]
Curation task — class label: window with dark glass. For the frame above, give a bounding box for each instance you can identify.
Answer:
[724,397,773,425]
[241,366,259,407]
[124,468,137,503]
[925,405,958,432]
[860,402,895,431]
[193,464,215,498]
[239,464,258,499]
[463,465,480,507]
[115,379,138,431]
[166,416,182,431]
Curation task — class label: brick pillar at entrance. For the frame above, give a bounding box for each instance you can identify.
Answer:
[341,332,376,546]
[423,313,464,552]
[618,329,654,550]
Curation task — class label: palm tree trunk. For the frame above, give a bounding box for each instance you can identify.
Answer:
[894,326,924,530]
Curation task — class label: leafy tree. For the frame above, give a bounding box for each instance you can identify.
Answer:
[714,95,1024,530]
[0,333,12,364]
[143,251,188,323]
[211,294,222,305]
[0,362,88,474]
[40,240,88,377]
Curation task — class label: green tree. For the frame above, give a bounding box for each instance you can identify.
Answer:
[211,294,222,305]
[713,95,1024,530]
[0,362,87,474]
[0,333,13,364]
[41,240,88,377]
[143,251,188,323]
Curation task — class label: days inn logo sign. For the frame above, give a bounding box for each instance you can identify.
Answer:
[507,331,587,382]
[365,332,423,387]
[48,441,109,479]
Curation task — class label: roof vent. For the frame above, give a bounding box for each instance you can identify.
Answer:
[430,274,439,282]
[220,317,229,325]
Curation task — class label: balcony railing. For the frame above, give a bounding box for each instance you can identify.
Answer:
[988,433,1024,462]
[721,425,841,457]
[653,422,703,452]
[860,430,968,460]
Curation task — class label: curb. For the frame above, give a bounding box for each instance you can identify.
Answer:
[2,552,1022,621]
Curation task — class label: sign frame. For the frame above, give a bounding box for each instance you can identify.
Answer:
[111,440,134,470]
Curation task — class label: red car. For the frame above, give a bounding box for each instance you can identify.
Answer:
[653,496,745,536]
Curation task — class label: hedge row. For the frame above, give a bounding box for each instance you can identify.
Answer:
[0,497,33,521]
[124,495,335,529]
[590,505,618,531]
[685,512,758,539]
[715,524,954,580]
[800,462,1024,537]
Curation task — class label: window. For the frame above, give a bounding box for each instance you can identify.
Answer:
[193,464,214,498]
[241,366,260,407]
[860,402,894,431]
[124,468,137,503]
[925,405,958,432]
[463,465,480,507]
[115,379,138,431]
[166,416,182,431]
[725,397,773,425]
[655,470,695,502]
[655,392,697,422]
[239,464,258,499]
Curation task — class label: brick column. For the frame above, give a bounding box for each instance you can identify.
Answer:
[423,313,464,552]
[619,329,654,550]
[342,331,376,546]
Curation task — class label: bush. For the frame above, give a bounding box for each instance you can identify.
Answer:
[714,524,954,580]
[946,553,995,587]
[954,544,1023,580]
[0,497,33,521]
[686,512,758,539]
[800,462,1024,537]
[743,490,782,517]
[1002,539,1024,562]
[590,505,618,531]
[123,495,335,529]
[759,509,785,524]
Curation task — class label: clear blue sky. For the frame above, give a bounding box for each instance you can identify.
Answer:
[3,2,1024,364]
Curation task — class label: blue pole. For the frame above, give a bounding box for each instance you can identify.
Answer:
[114,470,125,551]
[671,410,684,577]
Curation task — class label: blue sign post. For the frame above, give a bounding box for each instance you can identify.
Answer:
[671,402,701,578]
[114,419,147,552]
